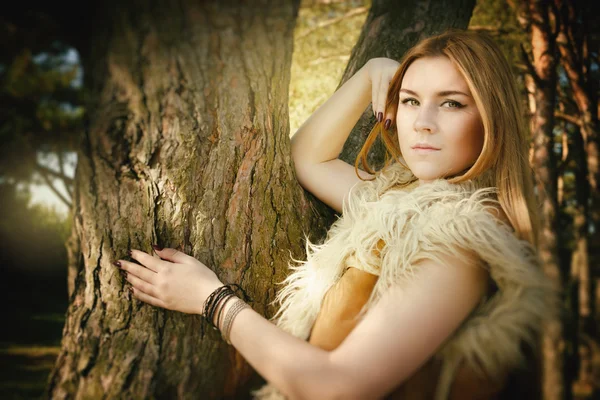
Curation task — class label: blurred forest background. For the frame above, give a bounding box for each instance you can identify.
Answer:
[1,0,598,398]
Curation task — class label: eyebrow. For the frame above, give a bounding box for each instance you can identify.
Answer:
[400,88,471,97]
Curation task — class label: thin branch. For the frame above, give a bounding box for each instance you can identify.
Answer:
[297,6,368,40]
[548,0,560,41]
[520,43,544,88]
[56,151,73,198]
[36,163,74,185]
[468,25,513,36]
[514,63,530,72]
[35,165,73,209]
[561,130,569,163]
[468,25,499,31]
[555,111,582,127]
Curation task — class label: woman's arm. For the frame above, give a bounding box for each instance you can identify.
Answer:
[217,297,340,400]
[121,246,487,400]
[291,57,399,164]
[326,249,489,399]
[224,248,488,400]
[290,58,400,213]
[290,62,372,166]
[119,248,339,399]
[203,248,489,400]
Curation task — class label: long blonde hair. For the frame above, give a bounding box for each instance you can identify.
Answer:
[356,29,540,249]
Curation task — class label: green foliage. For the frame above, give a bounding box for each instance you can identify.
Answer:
[0,38,84,185]
[470,0,527,69]
[469,0,530,122]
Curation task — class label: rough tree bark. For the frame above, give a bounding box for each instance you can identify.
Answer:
[47,1,338,398]
[337,0,476,168]
[518,1,565,399]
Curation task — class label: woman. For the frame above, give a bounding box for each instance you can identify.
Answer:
[114,29,560,399]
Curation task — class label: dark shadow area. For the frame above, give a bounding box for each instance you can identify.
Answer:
[0,268,68,399]
[0,182,70,398]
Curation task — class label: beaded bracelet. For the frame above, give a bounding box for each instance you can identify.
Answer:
[204,286,234,330]
[215,293,236,330]
[202,285,230,318]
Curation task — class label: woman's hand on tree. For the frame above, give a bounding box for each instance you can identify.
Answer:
[114,246,223,315]
[365,57,400,125]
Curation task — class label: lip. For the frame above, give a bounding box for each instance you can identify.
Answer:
[411,143,440,151]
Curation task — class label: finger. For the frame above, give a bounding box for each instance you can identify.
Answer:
[130,249,164,273]
[377,75,389,121]
[372,72,381,118]
[152,247,195,264]
[125,272,158,298]
[384,113,394,131]
[130,286,168,309]
[118,259,157,284]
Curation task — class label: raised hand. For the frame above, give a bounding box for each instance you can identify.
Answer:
[365,57,400,127]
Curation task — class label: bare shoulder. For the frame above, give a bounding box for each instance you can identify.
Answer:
[326,247,489,399]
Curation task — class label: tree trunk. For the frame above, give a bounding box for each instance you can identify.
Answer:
[337,0,476,168]
[519,0,565,399]
[47,1,339,398]
[555,0,600,397]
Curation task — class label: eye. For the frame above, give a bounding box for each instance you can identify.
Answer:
[443,100,464,108]
[400,98,419,106]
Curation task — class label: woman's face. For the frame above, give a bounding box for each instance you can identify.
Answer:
[395,56,484,185]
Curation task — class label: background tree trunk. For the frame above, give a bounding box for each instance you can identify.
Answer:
[518,0,565,399]
[555,0,600,397]
[47,1,338,398]
[338,0,476,168]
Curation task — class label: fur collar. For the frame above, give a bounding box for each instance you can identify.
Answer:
[253,163,559,399]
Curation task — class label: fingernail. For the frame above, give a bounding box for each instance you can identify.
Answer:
[384,119,391,130]
[113,261,122,267]
[128,249,132,257]
[128,286,134,294]
[152,243,163,251]
[377,112,383,123]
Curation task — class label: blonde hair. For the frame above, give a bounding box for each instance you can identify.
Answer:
[355,29,540,248]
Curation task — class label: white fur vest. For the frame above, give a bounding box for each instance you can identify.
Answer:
[252,162,560,400]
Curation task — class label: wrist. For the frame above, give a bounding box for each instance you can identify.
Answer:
[214,295,239,329]
[200,283,251,344]
[199,280,225,316]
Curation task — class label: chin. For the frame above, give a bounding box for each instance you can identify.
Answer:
[408,166,446,182]
[416,175,445,183]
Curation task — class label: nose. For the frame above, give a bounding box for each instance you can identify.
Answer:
[413,105,437,133]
